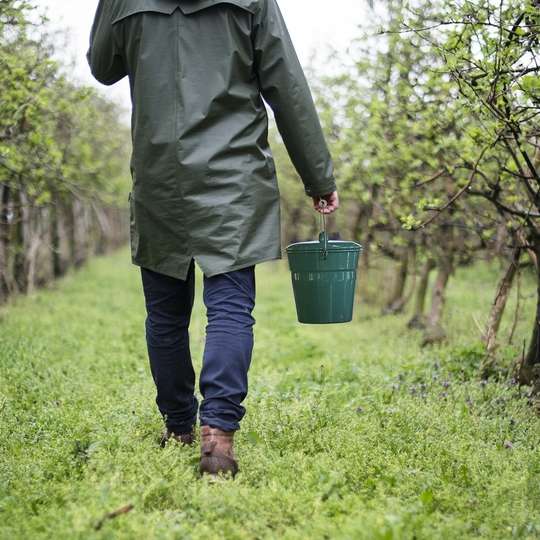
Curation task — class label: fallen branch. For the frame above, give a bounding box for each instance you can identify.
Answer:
[94,504,134,531]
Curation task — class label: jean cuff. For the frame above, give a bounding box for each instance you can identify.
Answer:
[200,416,240,432]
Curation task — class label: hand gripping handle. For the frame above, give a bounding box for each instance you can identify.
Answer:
[318,199,328,259]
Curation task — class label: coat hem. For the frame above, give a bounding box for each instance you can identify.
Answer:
[201,252,284,278]
[131,252,284,280]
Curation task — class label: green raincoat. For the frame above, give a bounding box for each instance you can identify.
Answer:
[88,0,336,279]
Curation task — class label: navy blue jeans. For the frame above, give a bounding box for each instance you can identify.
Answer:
[140,260,256,433]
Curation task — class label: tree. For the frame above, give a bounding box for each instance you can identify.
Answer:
[401,0,539,384]
[0,0,131,301]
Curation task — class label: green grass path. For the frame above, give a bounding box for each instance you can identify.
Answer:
[1,249,539,539]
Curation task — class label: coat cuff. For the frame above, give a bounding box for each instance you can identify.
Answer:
[304,179,337,198]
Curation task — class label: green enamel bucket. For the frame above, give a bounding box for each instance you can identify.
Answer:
[286,229,363,325]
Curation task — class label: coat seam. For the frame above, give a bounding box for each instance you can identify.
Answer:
[174,9,194,261]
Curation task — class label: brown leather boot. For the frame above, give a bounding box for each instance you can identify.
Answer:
[160,429,195,448]
[199,426,238,477]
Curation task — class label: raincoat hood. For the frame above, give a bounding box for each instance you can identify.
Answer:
[109,0,258,20]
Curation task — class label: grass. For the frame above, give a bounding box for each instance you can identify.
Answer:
[0,248,539,539]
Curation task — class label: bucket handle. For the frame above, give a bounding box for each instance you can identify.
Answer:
[318,200,328,259]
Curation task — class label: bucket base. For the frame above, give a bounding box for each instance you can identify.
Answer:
[297,317,353,325]
[290,269,357,325]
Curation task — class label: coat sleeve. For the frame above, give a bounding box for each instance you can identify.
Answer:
[253,0,336,197]
[87,0,126,86]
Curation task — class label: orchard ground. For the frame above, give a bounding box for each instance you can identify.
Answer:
[1,247,539,539]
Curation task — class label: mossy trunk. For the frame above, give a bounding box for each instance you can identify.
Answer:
[517,240,540,390]
[355,202,373,271]
[51,195,72,278]
[1,186,127,304]
[0,184,10,303]
[408,258,436,329]
[385,251,409,312]
[383,246,411,315]
[13,190,27,293]
[72,198,89,267]
[422,255,452,346]
[18,190,42,294]
[483,248,521,351]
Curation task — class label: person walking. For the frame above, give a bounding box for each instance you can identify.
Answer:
[88,0,339,477]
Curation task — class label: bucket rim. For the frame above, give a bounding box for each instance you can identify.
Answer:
[286,239,363,252]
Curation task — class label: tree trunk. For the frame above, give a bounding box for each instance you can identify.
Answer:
[84,202,97,259]
[351,200,374,302]
[483,248,521,352]
[93,203,110,256]
[493,222,509,259]
[51,194,71,278]
[72,197,88,267]
[517,240,540,390]
[13,190,27,293]
[0,184,9,303]
[1,186,128,302]
[36,205,54,288]
[285,206,303,245]
[1,184,18,300]
[481,247,521,377]
[383,247,410,314]
[19,190,41,295]
[355,203,373,268]
[408,258,436,329]
[422,255,452,346]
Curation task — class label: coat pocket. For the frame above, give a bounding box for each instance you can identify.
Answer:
[112,0,179,25]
